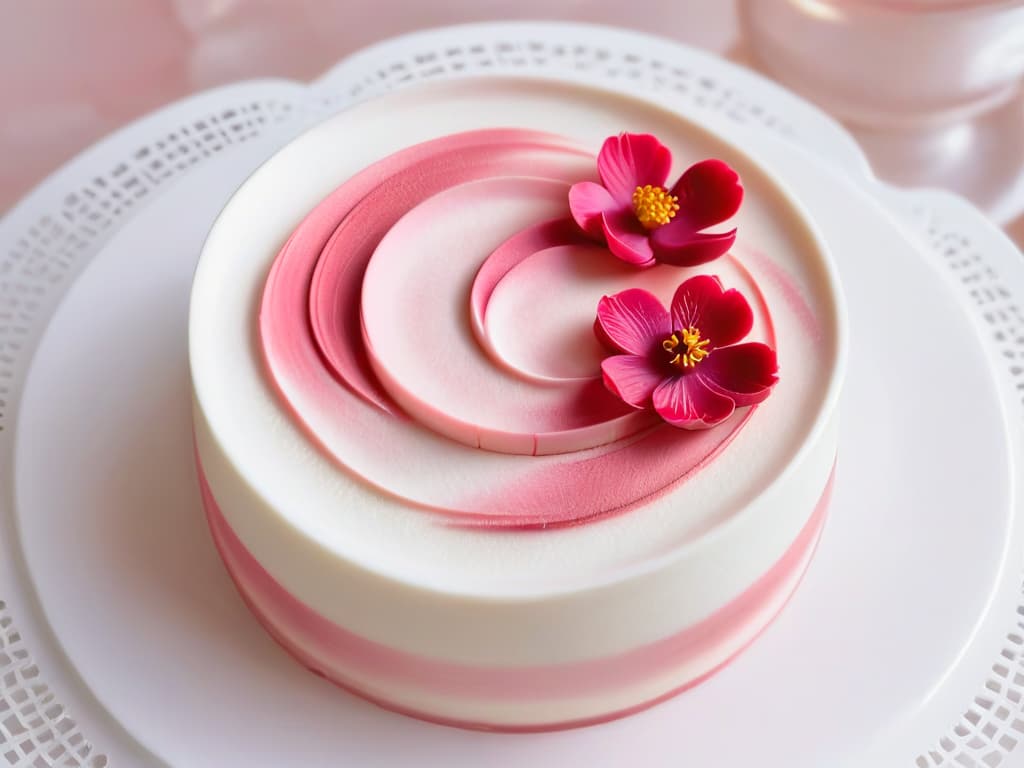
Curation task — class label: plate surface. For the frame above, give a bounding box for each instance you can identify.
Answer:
[12,78,1016,767]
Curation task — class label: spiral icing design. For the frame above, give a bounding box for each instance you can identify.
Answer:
[258,129,775,529]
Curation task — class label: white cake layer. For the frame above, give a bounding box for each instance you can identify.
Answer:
[208,480,823,728]
[190,78,845,666]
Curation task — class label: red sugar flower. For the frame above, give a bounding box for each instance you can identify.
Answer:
[569,133,743,268]
[596,275,778,429]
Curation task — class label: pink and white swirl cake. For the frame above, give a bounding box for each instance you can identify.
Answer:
[190,79,845,731]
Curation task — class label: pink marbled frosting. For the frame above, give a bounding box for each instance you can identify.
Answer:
[258,129,780,529]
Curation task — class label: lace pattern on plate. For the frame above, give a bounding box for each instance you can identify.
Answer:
[0,601,106,768]
[913,212,1024,768]
[317,37,799,138]
[0,98,294,766]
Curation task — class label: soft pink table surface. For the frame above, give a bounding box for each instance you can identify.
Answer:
[3,0,1023,244]
[0,0,737,214]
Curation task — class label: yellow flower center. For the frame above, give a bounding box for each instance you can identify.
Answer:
[632,184,680,229]
[663,327,711,369]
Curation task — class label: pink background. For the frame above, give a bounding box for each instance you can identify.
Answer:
[3,0,1023,245]
[0,0,737,214]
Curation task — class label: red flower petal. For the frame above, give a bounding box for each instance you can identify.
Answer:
[568,181,620,240]
[670,275,753,349]
[597,133,673,205]
[652,374,735,429]
[670,274,722,330]
[668,158,744,231]
[698,342,779,406]
[649,158,742,266]
[601,354,666,409]
[596,288,671,356]
[651,228,737,267]
[601,209,656,267]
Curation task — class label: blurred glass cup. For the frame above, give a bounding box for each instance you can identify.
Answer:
[739,0,1024,128]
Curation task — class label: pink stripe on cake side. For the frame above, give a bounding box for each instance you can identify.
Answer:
[199,456,834,731]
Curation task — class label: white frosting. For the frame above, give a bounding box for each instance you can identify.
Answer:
[190,78,844,671]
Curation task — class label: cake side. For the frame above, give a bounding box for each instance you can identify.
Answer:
[189,78,845,730]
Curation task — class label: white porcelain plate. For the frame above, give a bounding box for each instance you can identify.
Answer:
[7,76,1019,767]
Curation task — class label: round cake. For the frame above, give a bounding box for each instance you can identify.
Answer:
[190,78,846,731]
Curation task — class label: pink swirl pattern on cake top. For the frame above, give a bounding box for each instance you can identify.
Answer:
[568,133,743,267]
[258,128,778,529]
